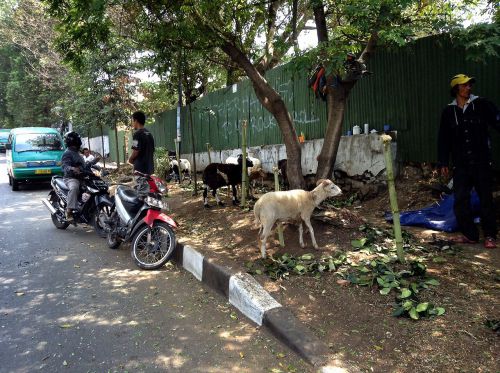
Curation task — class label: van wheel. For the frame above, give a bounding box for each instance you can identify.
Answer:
[11,177,19,191]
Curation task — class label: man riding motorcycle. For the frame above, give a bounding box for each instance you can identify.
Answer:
[61,131,84,221]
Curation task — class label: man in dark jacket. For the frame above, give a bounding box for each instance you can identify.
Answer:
[438,74,500,248]
[128,111,154,174]
[61,131,84,221]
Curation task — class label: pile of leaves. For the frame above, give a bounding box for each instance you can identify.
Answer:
[322,192,359,209]
[247,252,347,281]
[248,224,448,320]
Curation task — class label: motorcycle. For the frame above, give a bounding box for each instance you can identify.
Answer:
[104,171,177,270]
[42,161,113,237]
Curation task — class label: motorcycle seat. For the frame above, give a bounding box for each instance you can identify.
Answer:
[54,177,69,191]
[116,186,141,205]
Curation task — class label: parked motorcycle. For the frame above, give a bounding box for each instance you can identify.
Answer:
[42,161,113,237]
[104,172,177,270]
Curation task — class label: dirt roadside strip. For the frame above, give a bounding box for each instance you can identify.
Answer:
[172,243,358,373]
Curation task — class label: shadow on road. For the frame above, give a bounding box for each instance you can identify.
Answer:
[11,181,52,192]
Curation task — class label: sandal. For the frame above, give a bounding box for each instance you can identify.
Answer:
[450,235,478,244]
[484,237,497,249]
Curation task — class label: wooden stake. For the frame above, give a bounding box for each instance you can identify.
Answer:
[273,166,285,247]
[381,134,405,263]
[241,120,249,208]
[206,143,211,164]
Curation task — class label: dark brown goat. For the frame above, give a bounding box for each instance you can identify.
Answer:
[202,155,253,208]
[278,159,289,190]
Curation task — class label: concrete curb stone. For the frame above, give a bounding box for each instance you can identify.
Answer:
[172,243,353,371]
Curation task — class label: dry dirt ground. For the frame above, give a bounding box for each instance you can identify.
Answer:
[164,171,499,373]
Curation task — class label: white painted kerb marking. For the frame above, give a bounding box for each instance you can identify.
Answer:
[229,273,281,325]
[182,245,204,281]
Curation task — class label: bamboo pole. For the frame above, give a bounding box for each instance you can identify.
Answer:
[174,138,181,183]
[114,124,120,170]
[188,103,198,194]
[241,120,249,207]
[381,134,405,263]
[273,166,285,247]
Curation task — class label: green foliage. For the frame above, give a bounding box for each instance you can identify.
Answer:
[137,82,178,117]
[246,252,347,281]
[452,22,500,61]
[154,147,172,180]
[0,0,68,128]
[322,192,359,208]
[484,319,500,334]
[248,224,449,321]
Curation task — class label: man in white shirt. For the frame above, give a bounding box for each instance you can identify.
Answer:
[82,148,95,163]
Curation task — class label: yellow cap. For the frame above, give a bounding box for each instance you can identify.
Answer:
[450,74,475,88]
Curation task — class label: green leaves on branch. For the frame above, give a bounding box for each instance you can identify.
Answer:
[246,252,347,281]
[248,224,447,321]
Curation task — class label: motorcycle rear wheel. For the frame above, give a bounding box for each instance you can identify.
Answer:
[92,205,111,238]
[50,196,69,230]
[131,222,176,270]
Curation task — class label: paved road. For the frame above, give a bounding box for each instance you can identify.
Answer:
[0,154,310,373]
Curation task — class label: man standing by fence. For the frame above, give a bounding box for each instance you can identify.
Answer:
[438,74,500,249]
[128,111,155,194]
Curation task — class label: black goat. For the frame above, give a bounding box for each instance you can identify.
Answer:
[202,154,253,208]
[278,159,289,190]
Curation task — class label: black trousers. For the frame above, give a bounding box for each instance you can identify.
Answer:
[453,164,497,241]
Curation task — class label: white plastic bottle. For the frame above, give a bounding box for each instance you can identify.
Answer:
[353,125,361,135]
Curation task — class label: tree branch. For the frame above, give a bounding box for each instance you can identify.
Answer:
[312,0,329,43]
[358,31,379,64]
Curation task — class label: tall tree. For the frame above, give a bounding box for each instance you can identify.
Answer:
[44,0,497,187]
[0,0,69,127]
[44,0,312,188]
[310,0,482,179]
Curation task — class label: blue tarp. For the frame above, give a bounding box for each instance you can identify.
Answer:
[385,193,480,232]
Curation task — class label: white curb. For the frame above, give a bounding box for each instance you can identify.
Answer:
[229,272,281,325]
[182,245,204,281]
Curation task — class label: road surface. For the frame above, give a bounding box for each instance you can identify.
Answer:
[0,153,310,373]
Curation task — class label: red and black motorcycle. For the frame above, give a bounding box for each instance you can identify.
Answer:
[104,172,177,270]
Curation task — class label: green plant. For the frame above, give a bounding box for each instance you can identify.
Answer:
[248,224,447,320]
[154,147,171,180]
[323,193,359,208]
[247,252,347,281]
[484,319,499,334]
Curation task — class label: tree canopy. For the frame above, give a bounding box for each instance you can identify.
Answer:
[1,0,497,186]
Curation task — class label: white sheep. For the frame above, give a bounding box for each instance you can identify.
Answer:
[170,158,191,182]
[225,154,261,174]
[254,179,342,258]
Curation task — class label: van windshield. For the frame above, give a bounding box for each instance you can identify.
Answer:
[14,133,64,152]
[0,132,9,142]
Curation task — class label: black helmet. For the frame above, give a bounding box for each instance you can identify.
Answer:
[64,131,82,148]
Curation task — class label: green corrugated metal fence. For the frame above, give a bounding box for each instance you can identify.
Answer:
[144,34,500,165]
[108,128,132,164]
[344,36,500,163]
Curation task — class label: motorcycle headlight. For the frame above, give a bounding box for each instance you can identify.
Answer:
[145,196,168,210]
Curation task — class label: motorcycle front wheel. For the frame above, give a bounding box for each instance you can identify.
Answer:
[106,231,121,249]
[131,221,176,270]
